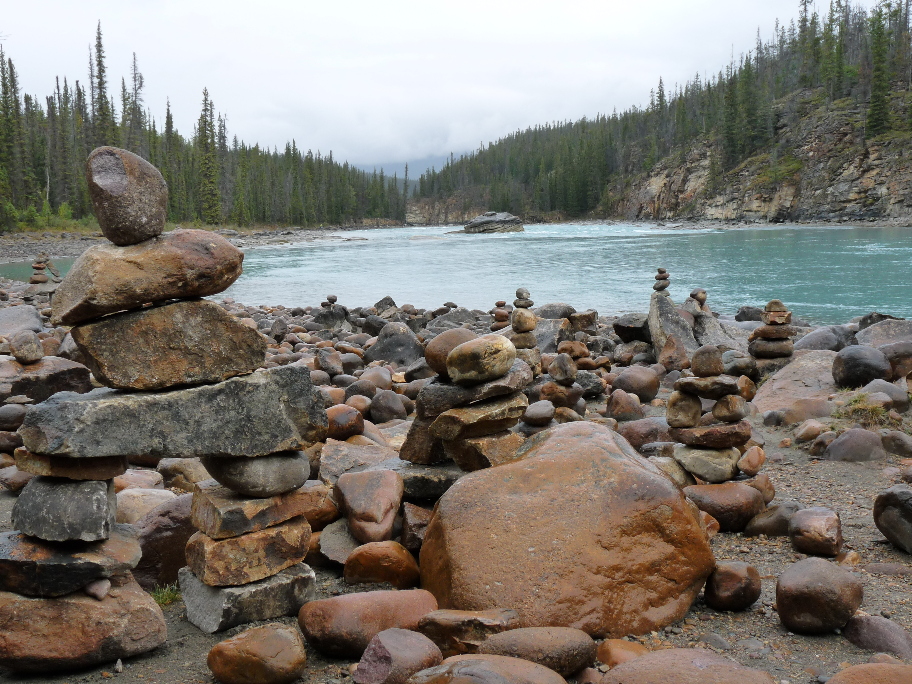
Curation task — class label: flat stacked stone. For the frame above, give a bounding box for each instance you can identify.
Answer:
[668,345,757,484]
[402,333,531,472]
[510,288,541,375]
[489,300,511,332]
[181,476,318,633]
[748,300,795,362]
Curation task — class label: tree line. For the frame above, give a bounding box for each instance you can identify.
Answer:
[416,0,912,217]
[0,23,409,230]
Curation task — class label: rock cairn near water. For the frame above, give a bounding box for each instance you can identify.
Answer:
[1,147,328,670]
[489,300,511,332]
[653,267,670,292]
[748,300,795,374]
[400,331,532,472]
[510,288,542,375]
[667,345,762,493]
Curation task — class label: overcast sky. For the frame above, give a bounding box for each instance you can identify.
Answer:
[2,1,878,170]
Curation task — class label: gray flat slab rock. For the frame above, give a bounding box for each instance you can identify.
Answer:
[179,562,316,633]
[0,306,42,338]
[19,365,327,459]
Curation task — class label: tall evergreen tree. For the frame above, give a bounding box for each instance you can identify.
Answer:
[197,88,221,224]
[868,6,891,136]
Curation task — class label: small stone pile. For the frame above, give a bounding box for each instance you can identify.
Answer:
[666,345,760,485]
[400,329,532,472]
[1,147,327,670]
[489,300,511,332]
[510,288,541,374]
[653,267,670,292]
[748,299,795,364]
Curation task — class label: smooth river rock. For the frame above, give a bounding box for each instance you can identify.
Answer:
[419,422,714,637]
[50,228,244,326]
[71,299,267,390]
[19,365,327,459]
[201,451,310,498]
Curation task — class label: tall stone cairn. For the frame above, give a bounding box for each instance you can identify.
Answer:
[511,288,542,375]
[1,147,327,671]
[748,300,795,360]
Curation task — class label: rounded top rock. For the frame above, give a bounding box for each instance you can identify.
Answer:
[765,299,787,312]
[446,335,516,386]
[86,147,168,246]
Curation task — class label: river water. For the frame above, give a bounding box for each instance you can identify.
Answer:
[2,223,909,326]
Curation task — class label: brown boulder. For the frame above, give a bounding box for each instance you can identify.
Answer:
[596,639,649,668]
[207,623,307,684]
[51,228,243,325]
[344,541,420,589]
[0,356,92,403]
[477,626,596,677]
[328,404,366,440]
[752,350,838,413]
[0,573,166,672]
[429,392,527,440]
[446,335,517,386]
[827,664,912,684]
[409,654,567,684]
[71,299,266,390]
[419,422,714,637]
[615,417,671,450]
[612,366,660,402]
[600,648,775,684]
[703,562,761,612]
[443,431,526,471]
[669,420,752,448]
[683,483,766,532]
[298,589,438,658]
[789,506,843,556]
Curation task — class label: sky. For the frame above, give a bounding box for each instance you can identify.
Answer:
[1,0,879,173]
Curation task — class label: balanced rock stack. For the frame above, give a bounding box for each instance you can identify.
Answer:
[748,300,795,369]
[2,147,328,670]
[400,329,532,472]
[667,345,756,485]
[653,268,670,291]
[509,288,542,375]
[489,299,511,332]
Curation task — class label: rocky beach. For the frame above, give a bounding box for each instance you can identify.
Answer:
[1,149,912,684]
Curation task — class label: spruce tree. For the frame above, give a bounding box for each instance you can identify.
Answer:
[197,89,221,224]
[867,7,891,137]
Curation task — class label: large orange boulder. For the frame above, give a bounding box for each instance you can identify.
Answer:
[419,422,715,637]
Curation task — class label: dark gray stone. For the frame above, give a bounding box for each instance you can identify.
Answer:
[613,313,651,343]
[0,305,42,339]
[874,484,912,554]
[12,477,116,542]
[575,370,605,399]
[463,212,523,234]
[861,379,910,412]
[0,525,140,597]
[132,493,195,591]
[843,614,912,659]
[744,501,806,537]
[534,302,576,320]
[366,458,463,501]
[722,350,758,381]
[794,325,856,352]
[823,428,887,462]
[832,346,892,389]
[363,323,424,367]
[735,306,763,322]
[19,365,327,459]
[179,563,316,633]
[0,356,93,403]
[201,452,310,497]
[416,360,532,419]
[648,292,699,359]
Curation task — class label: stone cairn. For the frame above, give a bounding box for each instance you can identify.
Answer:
[489,300,511,332]
[510,288,541,375]
[399,329,532,472]
[748,299,795,361]
[665,344,763,485]
[653,267,670,292]
[0,146,326,671]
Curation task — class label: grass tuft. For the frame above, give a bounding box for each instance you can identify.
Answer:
[151,583,181,606]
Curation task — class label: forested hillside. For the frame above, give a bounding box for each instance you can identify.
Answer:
[0,24,408,231]
[415,0,912,222]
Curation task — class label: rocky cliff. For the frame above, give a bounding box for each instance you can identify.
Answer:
[620,89,912,223]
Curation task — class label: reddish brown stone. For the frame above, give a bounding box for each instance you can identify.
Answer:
[670,420,752,448]
[0,573,167,673]
[683,483,766,532]
[737,446,766,477]
[328,404,366,440]
[344,541,420,589]
[425,329,477,376]
[429,393,527,441]
[132,493,196,591]
[703,562,761,611]
[186,517,311,586]
[402,503,433,553]
[420,423,714,638]
[409,654,566,684]
[418,609,522,658]
[442,431,526,471]
[601,648,775,684]
[659,335,690,372]
[827,663,912,683]
[336,470,403,543]
[776,558,863,634]
[477,626,596,677]
[51,228,244,325]
[298,589,438,658]
[596,639,649,668]
[0,356,93,403]
[789,506,843,556]
[14,448,128,480]
[354,628,443,684]
[207,623,307,684]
